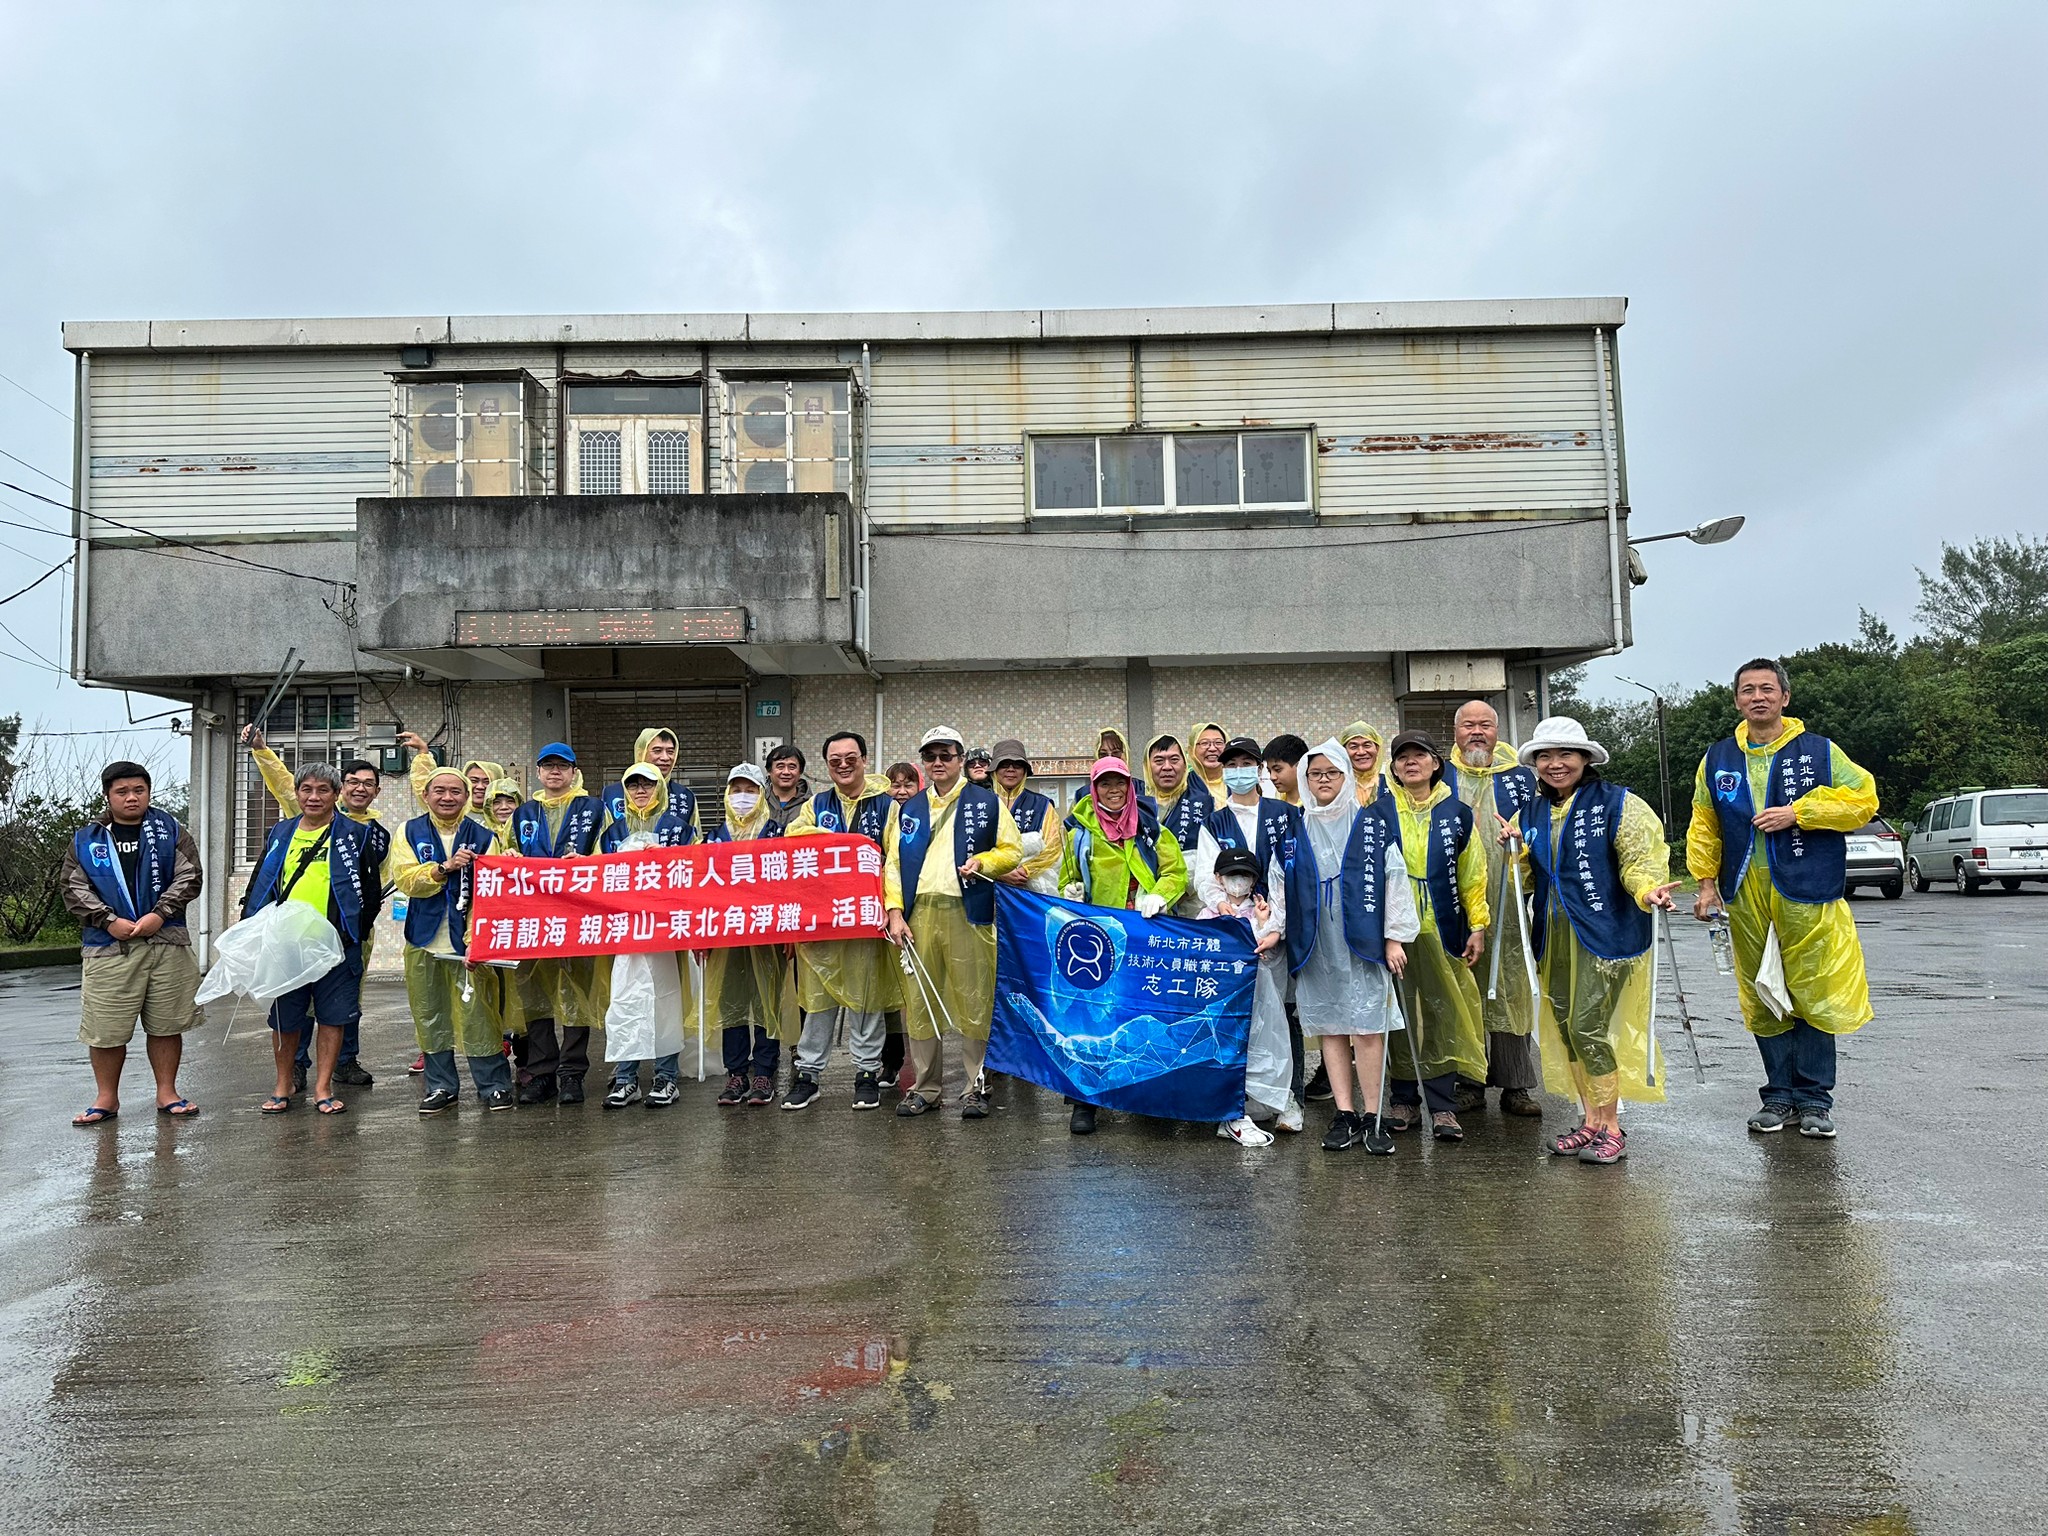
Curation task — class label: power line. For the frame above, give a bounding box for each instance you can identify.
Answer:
[0,367,72,421]
[25,725,179,738]
[0,555,69,607]
[0,445,69,491]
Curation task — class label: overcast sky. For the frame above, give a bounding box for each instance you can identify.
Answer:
[2,2,2042,767]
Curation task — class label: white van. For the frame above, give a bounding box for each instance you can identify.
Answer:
[1905,788,2048,893]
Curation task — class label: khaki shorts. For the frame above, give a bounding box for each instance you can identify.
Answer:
[78,942,201,1049]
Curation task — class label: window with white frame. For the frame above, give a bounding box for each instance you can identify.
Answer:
[1029,429,1312,516]
[565,382,702,496]
[237,689,360,864]
[722,378,852,494]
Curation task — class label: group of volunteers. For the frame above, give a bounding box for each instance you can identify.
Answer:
[62,657,1876,1165]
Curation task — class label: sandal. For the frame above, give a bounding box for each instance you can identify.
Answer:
[71,1105,118,1126]
[315,1097,347,1116]
[260,1095,292,1114]
[156,1099,199,1118]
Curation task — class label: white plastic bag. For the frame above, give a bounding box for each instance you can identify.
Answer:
[604,951,685,1062]
[1020,830,1059,896]
[194,901,344,1007]
[1755,924,1795,1021]
[1244,952,1293,1115]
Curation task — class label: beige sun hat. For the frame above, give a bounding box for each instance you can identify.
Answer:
[1516,715,1611,768]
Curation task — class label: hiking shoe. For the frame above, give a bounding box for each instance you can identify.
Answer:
[1500,1089,1542,1118]
[292,1066,308,1095]
[1549,1122,1600,1156]
[1578,1127,1628,1165]
[418,1088,458,1117]
[1304,1063,1335,1102]
[604,1080,643,1109]
[1383,1103,1421,1134]
[517,1077,556,1106]
[1797,1109,1837,1139]
[1454,1081,1486,1114]
[960,1087,991,1120]
[896,1090,931,1117]
[1321,1111,1363,1151]
[746,1075,776,1107]
[782,1075,821,1112]
[557,1076,585,1105]
[646,1079,681,1107]
[481,1089,513,1112]
[1748,1104,1793,1134]
[1275,1100,1305,1134]
[851,1071,882,1111]
[716,1073,748,1107]
[1219,1115,1275,1147]
[1069,1103,1098,1136]
[1431,1112,1465,1142]
[407,1055,426,1076]
[1361,1114,1396,1156]
[334,1060,374,1088]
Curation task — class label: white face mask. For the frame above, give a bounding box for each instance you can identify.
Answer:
[1222,765,1261,795]
[1221,873,1255,899]
[728,790,760,816]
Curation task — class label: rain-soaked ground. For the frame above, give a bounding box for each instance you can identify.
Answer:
[1,893,2043,1535]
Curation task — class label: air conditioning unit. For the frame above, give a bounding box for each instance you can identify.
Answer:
[732,383,789,493]
[463,383,520,496]
[408,392,461,496]
[792,385,837,492]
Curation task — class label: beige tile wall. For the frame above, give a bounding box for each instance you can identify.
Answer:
[1150,661,1398,749]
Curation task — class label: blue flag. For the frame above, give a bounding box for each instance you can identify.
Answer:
[988,886,1256,1121]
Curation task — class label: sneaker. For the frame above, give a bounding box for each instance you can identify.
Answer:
[1304,1063,1335,1102]
[1454,1081,1486,1114]
[896,1090,931,1117]
[481,1089,513,1112]
[517,1078,556,1106]
[407,1055,426,1076]
[1431,1112,1465,1142]
[557,1076,585,1105]
[418,1088,458,1117]
[1320,1111,1363,1151]
[1275,1101,1305,1134]
[1747,1104,1793,1134]
[782,1075,821,1112]
[851,1070,882,1111]
[1219,1115,1275,1147]
[334,1060,374,1088]
[1500,1089,1542,1118]
[1797,1109,1837,1139]
[292,1066,308,1095]
[1578,1127,1628,1165]
[605,1080,643,1109]
[1361,1114,1396,1156]
[960,1087,991,1120]
[1383,1103,1422,1134]
[746,1074,776,1107]
[1548,1122,1600,1156]
[1069,1103,1098,1136]
[646,1079,681,1107]
[716,1073,748,1107]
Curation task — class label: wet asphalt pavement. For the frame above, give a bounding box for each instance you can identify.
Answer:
[1,891,2042,1535]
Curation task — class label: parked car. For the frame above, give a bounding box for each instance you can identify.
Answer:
[1905,788,2048,894]
[1844,817,1906,899]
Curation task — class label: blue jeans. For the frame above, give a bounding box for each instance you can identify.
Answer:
[722,1025,779,1078]
[422,1049,512,1097]
[1755,1019,1837,1112]
[272,945,363,1041]
[611,1054,681,1087]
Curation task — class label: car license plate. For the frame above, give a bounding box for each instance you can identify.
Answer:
[2016,849,2045,864]
[1848,839,1878,855]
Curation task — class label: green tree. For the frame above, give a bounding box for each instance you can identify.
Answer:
[1914,533,2048,646]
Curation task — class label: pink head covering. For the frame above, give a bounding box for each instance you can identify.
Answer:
[1090,756,1140,843]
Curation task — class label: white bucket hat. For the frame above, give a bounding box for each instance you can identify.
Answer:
[1517,715,1610,768]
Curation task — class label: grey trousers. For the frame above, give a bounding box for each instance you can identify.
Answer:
[1484,1029,1540,1091]
[794,1006,887,1078]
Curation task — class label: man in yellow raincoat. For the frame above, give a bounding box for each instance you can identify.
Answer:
[1340,721,1393,808]
[1689,658,1876,1139]
[507,743,608,1104]
[1140,732,1215,914]
[883,725,1022,1120]
[400,730,503,825]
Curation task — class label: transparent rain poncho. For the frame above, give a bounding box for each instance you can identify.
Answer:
[703,786,795,1043]
[1452,742,1538,1038]
[403,947,505,1058]
[787,776,902,1016]
[1390,782,1491,1084]
[1291,750,1420,1038]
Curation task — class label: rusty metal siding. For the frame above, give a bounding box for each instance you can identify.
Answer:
[1138,330,1609,518]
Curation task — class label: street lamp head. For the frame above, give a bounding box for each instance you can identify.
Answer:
[1687,515,1745,546]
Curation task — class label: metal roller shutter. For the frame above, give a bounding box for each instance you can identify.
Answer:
[567,688,744,828]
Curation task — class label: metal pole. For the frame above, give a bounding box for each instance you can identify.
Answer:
[1654,693,1673,837]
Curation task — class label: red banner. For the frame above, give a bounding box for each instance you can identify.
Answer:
[467,834,887,961]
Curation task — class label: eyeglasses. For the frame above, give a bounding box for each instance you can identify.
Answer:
[920,749,960,763]
[825,754,863,769]
[1306,767,1346,782]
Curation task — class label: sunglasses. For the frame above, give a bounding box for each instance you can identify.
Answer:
[920,748,960,762]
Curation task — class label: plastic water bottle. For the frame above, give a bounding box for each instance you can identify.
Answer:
[391,894,409,922]
[1708,914,1733,975]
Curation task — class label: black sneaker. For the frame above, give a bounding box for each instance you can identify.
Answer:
[557,1076,585,1105]
[334,1060,374,1088]
[1361,1114,1396,1156]
[851,1071,882,1111]
[746,1074,776,1107]
[1747,1103,1793,1133]
[419,1088,458,1116]
[961,1087,990,1120]
[716,1073,748,1107]
[292,1065,308,1095]
[896,1090,931,1117]
[1069,1103,1097,1136]
[604,1080,643,1109]
[1797,1109,1837,1139]
[782,1075,821,1111]
[646,1080,681,1107]
[1304,1063,1334,1102]
[481,1089,513,1112]
[517,1077,556,1106]
[1321,1111,1362,1151]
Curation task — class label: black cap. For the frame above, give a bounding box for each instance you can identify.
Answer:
[1387,730,1444,761]
[1220,736,1264,765]
[1214,847,1260,881]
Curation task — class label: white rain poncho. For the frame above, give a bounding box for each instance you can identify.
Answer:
[1292,741,1420,1037]
[1199,864,1292,1117]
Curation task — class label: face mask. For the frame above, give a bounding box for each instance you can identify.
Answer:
[1221,873,1255,899]
[728,790,760,816]
[1222,766,1261,794]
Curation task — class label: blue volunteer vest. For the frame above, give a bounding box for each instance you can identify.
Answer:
[897,782,1002,925]
[1064,803,1167,906]
[1157,776,1215,851]
[599,808,697,853]
[1520,781,1654,962]
[1445,761,1540,823]
[1002,787,1056,838]
[1285,802,1395,977]
[402,814,497,955]
[1202,799,1302,898]
[1409,795,1476,958]
[74,809,186,948]
[245,812,374,944]
[1702,732,1847,903]
[704,817,785,846]
[513,795,605,858]
[601,777,698,829]
[807,786,895,844]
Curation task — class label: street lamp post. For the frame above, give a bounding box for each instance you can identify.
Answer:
[1616,674,1673,837]
[1627,514,1745,548]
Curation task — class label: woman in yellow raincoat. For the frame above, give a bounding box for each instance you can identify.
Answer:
[1340,721,1393,809]
[1384,732,1492,1140]
[1687,658,1876,1139]
[703,762,794,1107]
[1187,720,1230,804]
[1516,717,1680,1166]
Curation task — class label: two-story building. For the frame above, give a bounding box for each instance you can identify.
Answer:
[61,297,1635,957]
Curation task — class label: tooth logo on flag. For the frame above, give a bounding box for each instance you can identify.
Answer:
[1054,919,1115,990]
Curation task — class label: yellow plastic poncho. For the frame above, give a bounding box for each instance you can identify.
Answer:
[882,778,1022,1042]
[1392,780,1492,1084]
[1186,719,1230,803]
[995,774,1065,891]
[1686,717,1877,1038]
[409,750,506,820]
[1531,784,1672,1108]
[1140,732,1197,818]
[483,775,524,847]
[391,779,505,1058]
[512,779,610,1033]
[703,782,796,1044]
[1452,741,1538,1038]
[1339,721,1393,809]
[630,726,703,838]
[786,773,902,1016]
[1093,725,1133,763]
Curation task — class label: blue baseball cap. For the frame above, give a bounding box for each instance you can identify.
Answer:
[536,741,576,764]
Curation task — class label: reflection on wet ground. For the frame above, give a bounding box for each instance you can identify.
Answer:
[1,896,2042,1532]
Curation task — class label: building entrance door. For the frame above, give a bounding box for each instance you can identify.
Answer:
[567,687,744,829]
